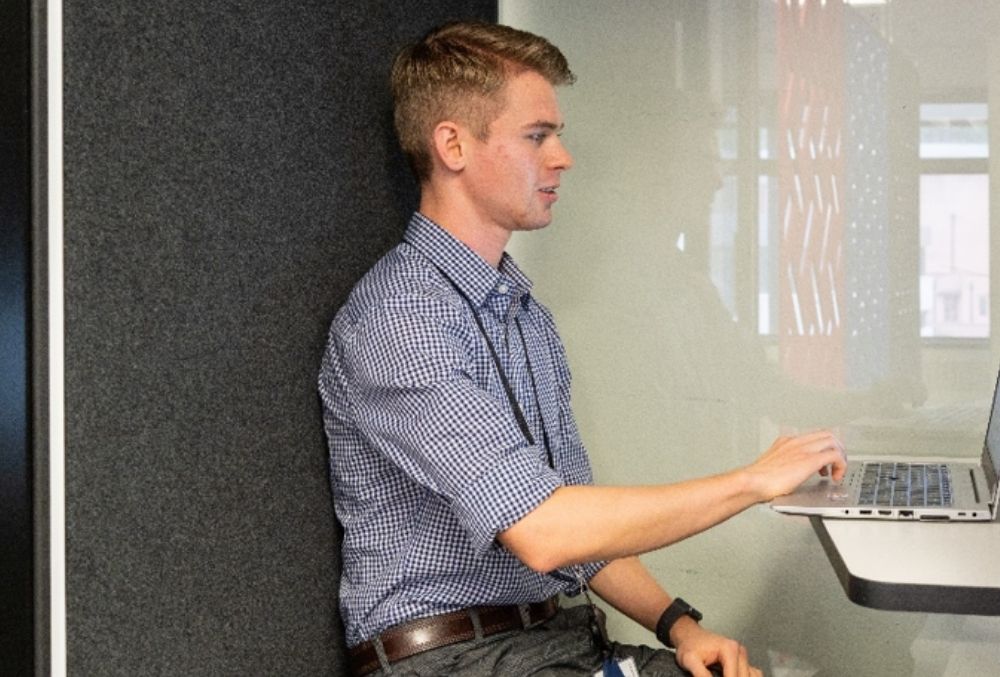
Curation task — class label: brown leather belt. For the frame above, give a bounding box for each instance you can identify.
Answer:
[348,596,560,676]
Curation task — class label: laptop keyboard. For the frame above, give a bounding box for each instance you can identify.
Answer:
[857,462,953,507]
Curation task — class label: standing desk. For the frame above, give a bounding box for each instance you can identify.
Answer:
[811,516,1000,615]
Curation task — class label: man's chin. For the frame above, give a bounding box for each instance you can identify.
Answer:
[520,214,554,232]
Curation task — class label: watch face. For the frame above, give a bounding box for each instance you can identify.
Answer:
[679,599,703,622]
[674,597,702,621]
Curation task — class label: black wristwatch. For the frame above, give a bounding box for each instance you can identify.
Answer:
[655,597,703,648]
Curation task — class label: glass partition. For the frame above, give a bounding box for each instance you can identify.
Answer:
[502,1,1000,674]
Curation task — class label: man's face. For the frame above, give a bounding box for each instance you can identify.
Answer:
[461,70,573,235]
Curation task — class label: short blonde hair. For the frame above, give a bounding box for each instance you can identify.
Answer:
[391,21,575,182]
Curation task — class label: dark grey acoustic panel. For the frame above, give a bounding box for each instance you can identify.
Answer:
[62,2,495,675]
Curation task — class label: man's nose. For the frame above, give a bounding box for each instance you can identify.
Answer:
[551,137,573,171]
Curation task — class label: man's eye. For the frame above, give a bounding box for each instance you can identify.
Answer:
[528,132,547,144]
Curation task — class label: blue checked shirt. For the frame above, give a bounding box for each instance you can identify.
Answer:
[319,212,604,646]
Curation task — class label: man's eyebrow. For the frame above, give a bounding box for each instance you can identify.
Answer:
[522,120,564,132]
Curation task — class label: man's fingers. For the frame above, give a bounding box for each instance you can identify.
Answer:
[716,640,747,677]
[812,440,848,480]
[679,659,713,677]
[790,431,845,454]
[824,448,848,481]
[779,431,848,476]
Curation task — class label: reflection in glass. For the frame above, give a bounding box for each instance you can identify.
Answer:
[919,173,990,337]
[758,175,779,335]
[920,103,989,159]
[709,175,738,318]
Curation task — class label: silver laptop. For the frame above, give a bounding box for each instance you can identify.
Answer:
[771,367,1000,522]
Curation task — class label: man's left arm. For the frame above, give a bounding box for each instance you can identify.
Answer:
[588,557,759,677]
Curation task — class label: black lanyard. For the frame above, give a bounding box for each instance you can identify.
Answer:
[433,266,554,469]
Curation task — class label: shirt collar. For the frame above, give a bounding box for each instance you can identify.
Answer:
[403,212,533,307]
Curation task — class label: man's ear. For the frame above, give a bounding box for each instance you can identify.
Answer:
[431,121,468,172]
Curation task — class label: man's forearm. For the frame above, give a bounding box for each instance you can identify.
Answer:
[588,556,670,631]
[498,431,845,572]
[498,470,757,572]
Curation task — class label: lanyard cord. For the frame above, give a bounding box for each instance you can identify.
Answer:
[461,292,535,446]
[425,261,554,469]
[466,305,554,470]
[515,318,554,468]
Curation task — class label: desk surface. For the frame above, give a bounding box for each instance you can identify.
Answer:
[811,517,1000,615]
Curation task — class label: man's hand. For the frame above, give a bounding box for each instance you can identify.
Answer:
[743,430,847,502]
[671,617,762,677]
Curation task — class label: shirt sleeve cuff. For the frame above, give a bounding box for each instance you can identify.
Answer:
[453,447,562,557]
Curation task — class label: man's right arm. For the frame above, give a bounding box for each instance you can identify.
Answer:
[497,431,845,573]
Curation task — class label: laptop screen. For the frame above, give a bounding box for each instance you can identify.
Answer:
[982,366,1000,512]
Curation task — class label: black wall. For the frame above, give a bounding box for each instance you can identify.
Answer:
[60,2,495,675]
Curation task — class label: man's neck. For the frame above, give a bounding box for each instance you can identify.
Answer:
[419,190,509,270]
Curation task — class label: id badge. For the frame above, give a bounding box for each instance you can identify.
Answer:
[593,656,640,677]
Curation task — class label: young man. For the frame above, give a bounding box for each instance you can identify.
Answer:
[319,21,845,677]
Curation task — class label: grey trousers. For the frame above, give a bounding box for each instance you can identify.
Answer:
[369,605,692,676]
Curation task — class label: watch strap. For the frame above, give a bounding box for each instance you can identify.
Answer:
[655,597,703,648]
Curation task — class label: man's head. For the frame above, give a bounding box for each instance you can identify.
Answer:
[391,21,575,183]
